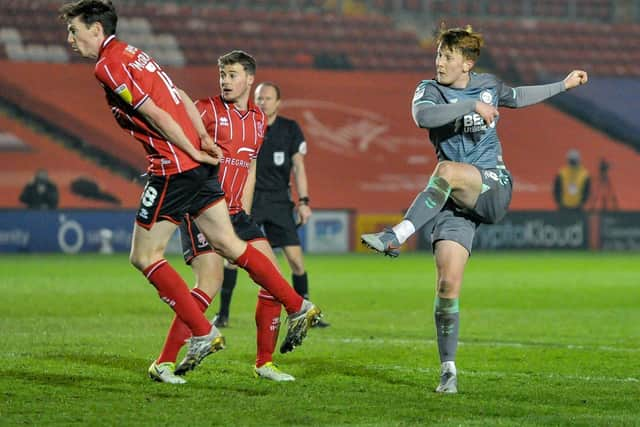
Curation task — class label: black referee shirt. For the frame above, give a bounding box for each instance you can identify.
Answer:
[255,115,307,192]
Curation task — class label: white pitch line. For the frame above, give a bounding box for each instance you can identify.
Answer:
[330,337,640,353]
[366,364,639,384]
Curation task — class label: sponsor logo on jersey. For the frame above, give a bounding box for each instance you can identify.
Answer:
[219,117,229,127]
[221,157,250,168]
[463,113,489,133]
[274,151,285,166]
[480,90,493,104]
[124,45,137,58]
[129,51,152,71]
[257,121,264,137]
[115,83,133,104]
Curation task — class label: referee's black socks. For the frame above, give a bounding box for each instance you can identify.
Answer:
[218,267,238,317]
[292,272,309,300]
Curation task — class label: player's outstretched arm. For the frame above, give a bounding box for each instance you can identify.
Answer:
[508,70,588,109]
[563,70,588,90]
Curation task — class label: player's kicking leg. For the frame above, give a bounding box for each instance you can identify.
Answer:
[361,162,481,257]
[361,227,401,257]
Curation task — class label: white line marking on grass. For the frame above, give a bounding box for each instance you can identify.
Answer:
[332,337,640,353]
[367,364,639,384]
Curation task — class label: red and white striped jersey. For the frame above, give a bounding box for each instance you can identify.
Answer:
[94,35,200,176]
[195,95,265,214]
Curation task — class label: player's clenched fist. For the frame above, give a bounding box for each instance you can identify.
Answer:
[564,70,588,90]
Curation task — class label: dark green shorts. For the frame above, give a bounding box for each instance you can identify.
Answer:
[431,168,513,253]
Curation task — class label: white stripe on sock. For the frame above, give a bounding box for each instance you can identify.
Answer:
[392,220,415,245]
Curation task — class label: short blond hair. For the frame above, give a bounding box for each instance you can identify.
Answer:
[437,24,484,61]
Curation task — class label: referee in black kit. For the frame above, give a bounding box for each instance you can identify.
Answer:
[213,81,330,328]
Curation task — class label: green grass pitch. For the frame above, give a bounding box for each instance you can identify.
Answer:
[1,252,638,426]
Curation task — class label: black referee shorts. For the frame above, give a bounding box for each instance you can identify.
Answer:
[252,191,300,248]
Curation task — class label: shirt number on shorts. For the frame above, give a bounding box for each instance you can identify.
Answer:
[142,185,159,207]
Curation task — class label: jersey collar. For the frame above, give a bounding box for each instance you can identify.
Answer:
[98,35,116,59]
[220,95,260,114]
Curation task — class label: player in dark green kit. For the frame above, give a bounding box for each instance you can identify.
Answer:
[361,25,588,393]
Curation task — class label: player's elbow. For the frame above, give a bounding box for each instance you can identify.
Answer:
[412,105,436,128]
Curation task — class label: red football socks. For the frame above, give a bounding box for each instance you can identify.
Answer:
[143,259,210,336]
[157,287,211,364]
[235,245,303,314]
[255,292,282,367]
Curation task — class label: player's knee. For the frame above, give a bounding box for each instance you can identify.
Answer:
[193,278,220,297]
[129,247,165,272]
[433,161,455,182]
[436,275,462,297]
[213,235,246,261]
[129,251,151,271]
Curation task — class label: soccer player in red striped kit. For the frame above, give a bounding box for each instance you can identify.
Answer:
[59,0,321,383]
[153,51,305,382]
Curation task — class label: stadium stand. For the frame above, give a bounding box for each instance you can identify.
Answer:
[0,113,141,209]
[0,1,431,71]
[1,0,639,213]
[0,62,147,173]
[2,1,638,79]
[559,77,640,151]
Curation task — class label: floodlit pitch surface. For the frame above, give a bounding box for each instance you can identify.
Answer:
[1,252,638,425]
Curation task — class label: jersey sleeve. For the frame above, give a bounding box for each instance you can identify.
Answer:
[194,98,216,137]
[496,78,518,108]
[290,120,307,156]
[253,110,266,160]
[94,57,150,110]
[412,80,444,108]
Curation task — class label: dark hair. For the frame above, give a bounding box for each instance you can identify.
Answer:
[59,0,117,36]
[218,50,257,75]
[437,24,483,61]
[256,81,281,100]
